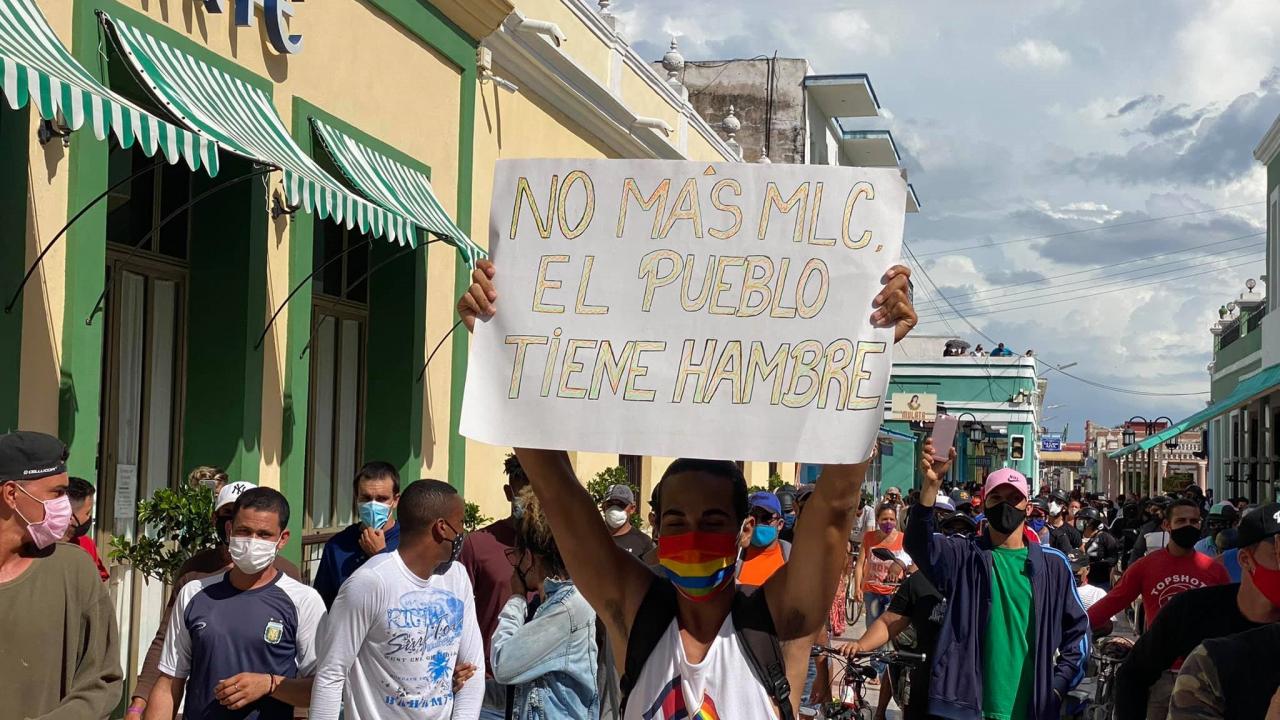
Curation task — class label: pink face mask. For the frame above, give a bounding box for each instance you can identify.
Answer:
[15,483,73,549]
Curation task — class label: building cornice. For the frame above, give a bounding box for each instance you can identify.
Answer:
[430,0,515,42]
[486,12,737,161]
[1254,114,1280,165]
[554,0,739,160]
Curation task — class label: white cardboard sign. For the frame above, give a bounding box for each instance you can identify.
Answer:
[461,159,906,464]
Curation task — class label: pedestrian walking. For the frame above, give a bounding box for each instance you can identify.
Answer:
[1132,503,1280,720]
[0,431,122,720]
[737,490,792,591]
[311,479,485,719]
[1078,507,1119,590]
[601,483,655,560]
[130,480,303,718]
[492,488,600,719]
[143,487,324,720]
[455,257,919,718]
[312,461,403,608]
[1047,490,1082,555]
[906,440,1090,720]
[1086,499,1228,632]
[1194,502,1239,558]
[65,475,108,581]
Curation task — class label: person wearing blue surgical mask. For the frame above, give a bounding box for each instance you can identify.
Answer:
[312,461,402,608]
[736,491,792,591]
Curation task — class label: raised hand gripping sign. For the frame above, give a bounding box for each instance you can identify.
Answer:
[461,159,907,464]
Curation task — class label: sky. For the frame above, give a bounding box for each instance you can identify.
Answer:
[616,0,1280,441]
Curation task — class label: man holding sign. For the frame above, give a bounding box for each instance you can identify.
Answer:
[459,159,916,717]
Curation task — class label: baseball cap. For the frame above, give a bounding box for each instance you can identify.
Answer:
[795,484,816,502]
[934,496,956,513]
[0,431,68,482]
[603,484,636,507]
[981,467,1029,502]
[749,491,783,517]
[215,481,255,510]
[1065,549,1090,572]
[1233,502,1280,548]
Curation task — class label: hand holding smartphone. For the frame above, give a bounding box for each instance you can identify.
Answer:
[930,414,959,461]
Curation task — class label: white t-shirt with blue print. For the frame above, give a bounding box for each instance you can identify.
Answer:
[309,552,484,720]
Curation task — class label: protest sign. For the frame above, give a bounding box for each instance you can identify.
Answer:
[460,159,907,464]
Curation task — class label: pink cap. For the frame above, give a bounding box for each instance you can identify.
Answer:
[982,468,1029,501]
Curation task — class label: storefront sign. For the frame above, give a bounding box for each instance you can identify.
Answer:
[114,464,138,519]
[204,0,303,54]
[891,392,937,422]
[1041,434,1062,452]
[461,158,908,464]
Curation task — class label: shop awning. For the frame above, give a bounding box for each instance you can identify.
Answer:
[1110,362,1280,458]
[0,0,217,174]
[879,426,916,443]
[1041,450,1084,463]
[102,13,416,245]
[311,118,484,267]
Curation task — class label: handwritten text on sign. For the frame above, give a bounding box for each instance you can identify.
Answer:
[460,159,907,464]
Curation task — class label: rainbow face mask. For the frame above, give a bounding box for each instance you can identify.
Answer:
[657,531,739,602]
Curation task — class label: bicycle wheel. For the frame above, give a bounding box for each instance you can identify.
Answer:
[845,576,863,624]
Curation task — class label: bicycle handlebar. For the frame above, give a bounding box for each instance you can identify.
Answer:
[811,645,927,665]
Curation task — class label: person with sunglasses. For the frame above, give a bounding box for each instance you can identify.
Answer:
[492,488,599,719]
[311,480,483,720]
[737,491,793,591]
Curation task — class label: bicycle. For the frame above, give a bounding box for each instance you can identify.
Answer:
[1062,635,1132,720]
[844,541,863,625]
[809,645,926,720]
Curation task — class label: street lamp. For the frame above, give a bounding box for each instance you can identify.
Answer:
[1155,416,1178,449]
[1123,415,1146,447]
[956,412,986,443]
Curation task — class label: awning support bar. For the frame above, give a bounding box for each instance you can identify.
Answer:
[85,165,276,325]
[4,159,162,315]
[298,243,427,359]
[255,237,373,351]
[415,319,464,383]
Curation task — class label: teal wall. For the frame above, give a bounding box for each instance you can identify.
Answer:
[881,366,1039,491]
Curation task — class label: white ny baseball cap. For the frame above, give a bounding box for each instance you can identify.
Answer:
[215,481,255,510]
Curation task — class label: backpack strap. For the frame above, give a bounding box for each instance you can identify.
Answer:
[619,576,677,713]
[732,590,795,720]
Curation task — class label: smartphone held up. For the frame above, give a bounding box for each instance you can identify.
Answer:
[930,414,959,461]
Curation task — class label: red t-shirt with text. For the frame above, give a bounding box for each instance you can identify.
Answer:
[1086,548,1229,628]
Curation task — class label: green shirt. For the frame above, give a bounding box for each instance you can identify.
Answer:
[982,546,1034,720]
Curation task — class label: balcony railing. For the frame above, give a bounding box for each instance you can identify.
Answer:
[1248,304,1268,333]
[1219,321,1242,350]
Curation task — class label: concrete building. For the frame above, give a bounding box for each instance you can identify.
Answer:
[876,335,1044,495]
[1093,421,1206,498]
[1116,110,1280,505]
[0,0,738,688]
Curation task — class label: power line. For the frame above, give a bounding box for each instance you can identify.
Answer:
[916,253,1261,322]
[904,244,1214,397]
[939,231,1265,302]
[913,201,1264,258]
[917,245,1264,320]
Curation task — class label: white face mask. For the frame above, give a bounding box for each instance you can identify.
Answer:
[228,536,279,574]
[603,507,628,530]
[1049,502,1063,516]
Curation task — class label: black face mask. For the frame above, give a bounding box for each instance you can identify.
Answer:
[69,518,92,540]
[1170,526,1201,550]
[985,501,1027,535]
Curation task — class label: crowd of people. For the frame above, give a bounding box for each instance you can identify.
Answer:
[5,260,1280,719]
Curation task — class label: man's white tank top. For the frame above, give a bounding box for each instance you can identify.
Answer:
[623,613,779,719]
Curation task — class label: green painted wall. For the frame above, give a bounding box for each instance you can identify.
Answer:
[0,107,27,432]
[61,4,113,478]
[181,152,266,485]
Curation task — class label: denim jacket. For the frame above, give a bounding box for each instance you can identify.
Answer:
[491,578,600,719]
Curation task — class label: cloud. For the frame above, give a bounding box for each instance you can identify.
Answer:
[1060,68,1280,186]
[1136,104,1212,137]
[1000,39,1071,70]
[824,9,892,55]
[1110,94,1164,118]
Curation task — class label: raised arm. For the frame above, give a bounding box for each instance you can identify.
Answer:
[762,265,917,640]
[905,438,959,587]
[458,260,653,652]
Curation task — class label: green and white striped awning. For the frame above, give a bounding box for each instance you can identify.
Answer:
[0,0,218,174]
[103,13,416,245]
[312,118,484,267]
